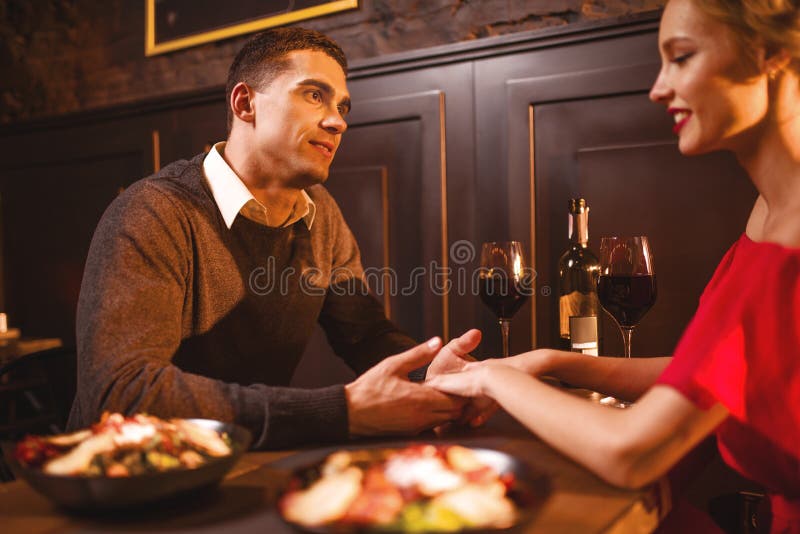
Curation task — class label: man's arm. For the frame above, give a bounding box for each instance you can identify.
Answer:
[73,181,350,449]
[310,190,469,434]
[317,281,418,375]
[312,189,420,374]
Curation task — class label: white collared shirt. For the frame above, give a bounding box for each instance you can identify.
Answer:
[202,142,316,230]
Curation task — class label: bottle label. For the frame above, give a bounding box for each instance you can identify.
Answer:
[569,315,599,356]
[559,292,600,338]
[571,342,599,356]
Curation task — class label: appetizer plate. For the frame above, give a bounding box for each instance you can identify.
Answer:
[276,444,549,533]
[2,419,252,511]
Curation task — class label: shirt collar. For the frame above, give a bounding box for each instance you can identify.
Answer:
[202,142,316,230]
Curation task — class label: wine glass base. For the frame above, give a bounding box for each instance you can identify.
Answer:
[599,395,632,409]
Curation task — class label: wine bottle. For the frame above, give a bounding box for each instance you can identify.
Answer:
[557,198,601,355]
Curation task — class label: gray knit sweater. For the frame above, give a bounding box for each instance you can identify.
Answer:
[68,153,416,448]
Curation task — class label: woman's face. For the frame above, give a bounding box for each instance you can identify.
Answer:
[649,0,769,155]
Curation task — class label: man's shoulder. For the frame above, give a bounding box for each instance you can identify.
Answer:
[138,153,206,195]
[305,183,336,205]
[103,153,216,229]
[120,153,210,208]
[305,184,343,220]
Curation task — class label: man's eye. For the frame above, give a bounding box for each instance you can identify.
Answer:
[307,90,322,103]
[337,104,349,117]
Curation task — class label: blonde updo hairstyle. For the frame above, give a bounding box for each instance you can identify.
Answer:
[691,0,800,72]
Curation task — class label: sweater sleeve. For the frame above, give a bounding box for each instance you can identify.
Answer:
[71,179,349,449]
[314,193,419,376]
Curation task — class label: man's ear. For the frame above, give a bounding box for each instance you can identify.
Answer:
[230,82,256,124]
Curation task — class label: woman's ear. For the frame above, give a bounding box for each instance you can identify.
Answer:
[764,49,792,79]
[230,82,256,125]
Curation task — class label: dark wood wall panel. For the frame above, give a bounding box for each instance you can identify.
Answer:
[326,165,390,311]
[473,31,663,356]
[157,101,228,164]
[486,34,756,355]
[0,118,154,344]
[1,150,149,344]
[576,142,755,355]
[346,62,477,348]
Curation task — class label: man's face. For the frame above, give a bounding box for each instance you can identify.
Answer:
[250,50,350,187]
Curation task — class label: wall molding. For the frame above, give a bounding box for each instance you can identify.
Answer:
[0,11,660,137]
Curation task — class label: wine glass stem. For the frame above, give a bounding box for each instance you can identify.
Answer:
[499,319,511,358]
[621,327,634,358]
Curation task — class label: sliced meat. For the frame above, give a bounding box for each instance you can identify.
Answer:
[341,466,404,525]
[280,466,363,527]
[171,419,230,457]
[43,433,115,476]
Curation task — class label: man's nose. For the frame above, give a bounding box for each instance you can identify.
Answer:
[321,109,347,135]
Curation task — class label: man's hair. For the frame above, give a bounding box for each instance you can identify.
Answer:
[225,27,348,134]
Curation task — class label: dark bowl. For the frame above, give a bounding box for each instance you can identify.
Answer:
[277,445,549,533]
[2,418,252,511]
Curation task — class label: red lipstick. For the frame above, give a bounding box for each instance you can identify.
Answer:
[669,107,691,135]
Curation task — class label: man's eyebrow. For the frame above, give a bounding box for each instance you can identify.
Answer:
[298,78,351,113]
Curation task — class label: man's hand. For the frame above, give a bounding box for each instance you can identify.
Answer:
[345,337,467,436]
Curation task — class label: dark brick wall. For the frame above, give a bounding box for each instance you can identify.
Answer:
[0,0,665,124]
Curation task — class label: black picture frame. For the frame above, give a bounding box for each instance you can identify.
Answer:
[145,0,359,56]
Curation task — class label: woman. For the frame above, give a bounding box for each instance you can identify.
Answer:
[428,0,800,531]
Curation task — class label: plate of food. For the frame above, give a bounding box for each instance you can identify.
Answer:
[2,412,252,511]
[277,443,547,532]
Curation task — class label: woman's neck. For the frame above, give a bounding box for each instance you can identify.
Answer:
[736,73,800,245]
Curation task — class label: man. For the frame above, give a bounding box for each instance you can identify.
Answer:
[69,27,481,448]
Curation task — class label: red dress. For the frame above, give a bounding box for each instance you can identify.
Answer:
[657,233,800,532]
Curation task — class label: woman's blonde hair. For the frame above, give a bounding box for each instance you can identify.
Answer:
[692,0,800,68]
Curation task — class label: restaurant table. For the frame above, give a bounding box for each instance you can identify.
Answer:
[0,338,63,367]
[0,383,715,534]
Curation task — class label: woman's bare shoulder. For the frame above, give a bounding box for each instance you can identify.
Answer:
[744,195,768,241]
[763,211,800,248]
[747,195,800,247]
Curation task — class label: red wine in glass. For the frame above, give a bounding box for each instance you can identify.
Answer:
[596,274,657,328]
[479,242,531,357]
[479,276,529,319]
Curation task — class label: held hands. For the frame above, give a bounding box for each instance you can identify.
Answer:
[345,331,548,436]
[424,329,499,427]
[345,337,467,436]
[427,360,530,405]
[425,346,558,426]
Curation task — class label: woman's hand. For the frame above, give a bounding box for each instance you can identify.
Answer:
[427,360,525,400]
[425,329,481,379]
[498,348,558,376]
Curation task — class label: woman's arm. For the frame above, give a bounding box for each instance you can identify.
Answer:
[499,349,672,401]
[427,364,728,488]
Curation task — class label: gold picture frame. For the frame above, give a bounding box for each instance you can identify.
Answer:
[145,0,359,56]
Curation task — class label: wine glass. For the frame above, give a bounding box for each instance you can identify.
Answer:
[598,236,657,358]
[596,236,656,408]
[478,241,532,357]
